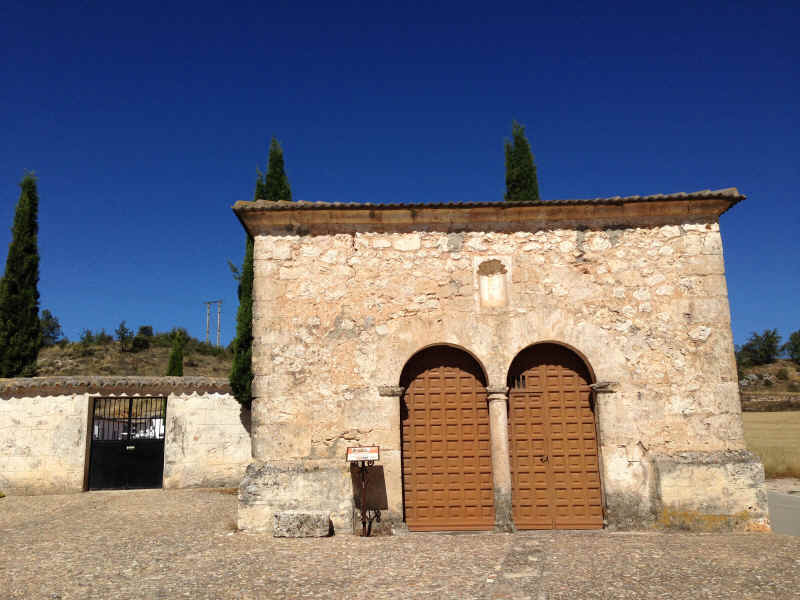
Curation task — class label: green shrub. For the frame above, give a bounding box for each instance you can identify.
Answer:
[736,329,781,367]
[0,491,5,499]
[137,325,154,338]
[789,382,800,393]
[777,367,790,381]
[130,335,150,353]
[783,330,800,365]
[95,329,113,345]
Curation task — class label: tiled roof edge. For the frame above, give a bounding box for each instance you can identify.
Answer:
[0,376,231,398]
[233,188,745,212]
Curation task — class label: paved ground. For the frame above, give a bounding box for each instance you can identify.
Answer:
[1,489,799,600]
[768,491,800,536]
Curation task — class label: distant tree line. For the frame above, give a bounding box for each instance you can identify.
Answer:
[736,328,800,368]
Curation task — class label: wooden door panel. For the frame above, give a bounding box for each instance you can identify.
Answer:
[509,344,603,530]
[401,348,494,531]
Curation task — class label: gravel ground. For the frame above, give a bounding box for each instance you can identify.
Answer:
[1,489,798,599]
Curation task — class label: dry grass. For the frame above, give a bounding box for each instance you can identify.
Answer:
[742,411,800,478]
[36,342,232,377]
[741,359,800,393]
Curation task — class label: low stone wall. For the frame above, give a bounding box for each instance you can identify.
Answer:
[740,392,800,412]
[0,377,251,495]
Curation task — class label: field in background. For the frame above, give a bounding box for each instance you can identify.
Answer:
[742,411,800,478]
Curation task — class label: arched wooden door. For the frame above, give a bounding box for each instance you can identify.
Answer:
[400,346,494,531]
[507,343,603,529]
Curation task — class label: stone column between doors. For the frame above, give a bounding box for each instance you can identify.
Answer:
[487,386,515,532]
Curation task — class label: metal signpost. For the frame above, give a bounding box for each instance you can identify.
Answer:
[346,446,380,537]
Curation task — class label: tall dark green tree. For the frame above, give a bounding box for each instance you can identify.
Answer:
[230,235,254,406]
[254,137,292,202]
[504,121,540,202]
[231,138,292,407]
[166,331,184,376]
[0,174,42,377]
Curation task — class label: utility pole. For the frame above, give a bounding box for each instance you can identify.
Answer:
[204,302,211,344]
[203,300,223,346]
[217,300,222,347]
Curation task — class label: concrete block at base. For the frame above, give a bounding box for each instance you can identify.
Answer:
[274,511,332,537]
[652,449,770,531]
[237,459,353,533]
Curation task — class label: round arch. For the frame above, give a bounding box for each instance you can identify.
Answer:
[506,340,596,388]
[399,343,489,390]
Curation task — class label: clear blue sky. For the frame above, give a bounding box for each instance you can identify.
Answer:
[0,1,797,347]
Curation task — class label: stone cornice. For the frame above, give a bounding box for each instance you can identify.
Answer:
[233,191,742,236]
[0,376,231,399]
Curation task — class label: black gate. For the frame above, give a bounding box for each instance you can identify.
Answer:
[88,397,167,490]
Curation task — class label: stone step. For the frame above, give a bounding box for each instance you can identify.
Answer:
[273,510,333,538]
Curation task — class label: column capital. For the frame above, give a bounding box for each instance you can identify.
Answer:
[589,381,619,394]
[377,386,405,398]
[486,386,509,399]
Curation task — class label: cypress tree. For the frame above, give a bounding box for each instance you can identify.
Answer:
[504,121,540,202]
[0,174,42,377]
[230,235,254,407]
[230,137,291,407]
[262,138,292,201]
[166,333,184,376]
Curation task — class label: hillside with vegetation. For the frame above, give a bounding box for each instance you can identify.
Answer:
[34,324,232,377]
[736,328,800,392]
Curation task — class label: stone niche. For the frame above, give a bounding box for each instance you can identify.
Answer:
[233,189,769,534]
[476,257,510,308]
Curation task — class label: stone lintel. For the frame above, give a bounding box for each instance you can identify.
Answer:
[377,386,404,397]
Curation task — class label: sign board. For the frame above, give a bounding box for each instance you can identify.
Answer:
[346,446,380,462]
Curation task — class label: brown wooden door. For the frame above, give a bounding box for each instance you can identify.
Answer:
[508,344,603,529]
[401,347,494,531]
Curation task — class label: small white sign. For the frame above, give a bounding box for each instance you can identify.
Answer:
[346,446,380,462]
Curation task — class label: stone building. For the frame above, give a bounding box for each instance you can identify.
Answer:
[233,189,768,533]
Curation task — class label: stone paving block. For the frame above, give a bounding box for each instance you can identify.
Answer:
[273,510,332,537]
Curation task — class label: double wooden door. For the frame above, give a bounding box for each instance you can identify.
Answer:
[508,344,603,529]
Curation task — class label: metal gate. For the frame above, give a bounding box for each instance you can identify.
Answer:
[88,397,167,490]
[508,344,603,529]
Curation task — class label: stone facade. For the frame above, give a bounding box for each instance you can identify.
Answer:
[0,377,251,495]
[234,190,769,533]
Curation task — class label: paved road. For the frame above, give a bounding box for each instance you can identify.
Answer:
[769,491,800,536]
[1,489,799,599]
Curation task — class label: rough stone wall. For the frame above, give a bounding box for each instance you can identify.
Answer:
[0,378,251,495]
[163,391,252,488]
[250,217,752,529]
[0,393,89,494]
